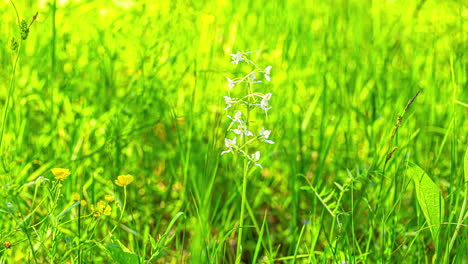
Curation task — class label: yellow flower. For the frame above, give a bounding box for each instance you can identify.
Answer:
[51,168,71,181]
[103,205,112,215]
[90,204,100,217]
[115,174,134,187]
[96,200,112,216]
[72,192,80,201]
[105,195,115,202]
[80,200,87,206]
[97,201,106,212]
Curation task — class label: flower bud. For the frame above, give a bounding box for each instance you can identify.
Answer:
[4,240,12,249]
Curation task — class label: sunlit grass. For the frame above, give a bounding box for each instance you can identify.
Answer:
[0,0,466,263]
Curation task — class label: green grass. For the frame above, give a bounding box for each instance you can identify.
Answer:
[0,0,467,263]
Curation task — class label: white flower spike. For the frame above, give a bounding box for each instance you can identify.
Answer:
[221,51,274,169]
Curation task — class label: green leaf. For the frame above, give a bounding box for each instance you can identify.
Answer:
[407,162,445,245]
[56,201,80,219]
[106,244,139,264]
[97,240,139,264]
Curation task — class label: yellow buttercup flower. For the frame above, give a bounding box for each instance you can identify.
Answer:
[96,200,112,216]
[102,205,111,215]
[80,200,87,206]
[72,192,80,201]
[51,168,71,181]
[105,195,115,202]
[90,204,100,217]
[115,174,134,187]
[97,201,106,212]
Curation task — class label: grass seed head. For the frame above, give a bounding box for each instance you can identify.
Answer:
[9,37,18,52]
[20,19,29,40]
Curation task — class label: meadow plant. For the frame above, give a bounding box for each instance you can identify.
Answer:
[222,50,274,262]
[0,1,37,171]
[222,51,274,168]
[0,1,465,262]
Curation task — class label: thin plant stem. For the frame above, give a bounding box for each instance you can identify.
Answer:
[236,79,254,263]
[78,203,82,264]
[109,186,128,235]
[0,46,21,173]
[236,158,249,264]
[0,0,21,173]
[446,185,468,261]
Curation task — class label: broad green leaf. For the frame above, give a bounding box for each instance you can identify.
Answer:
[98,242,139,264]
[407,162,445,245]
[106,244,139,264]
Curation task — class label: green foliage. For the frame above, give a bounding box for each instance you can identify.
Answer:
[0,0,466,263]
[407,162,445,248]
[98,240,139,264]
[465,147,468,183]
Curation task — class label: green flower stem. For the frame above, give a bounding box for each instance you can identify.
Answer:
[236,158,249,264]
[235,79,254,264]
[109,186,127,235]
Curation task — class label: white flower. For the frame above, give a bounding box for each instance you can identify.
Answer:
[226,77,240,90]
[260,93,272,110]
[254,93,272,114]
[26,176,50,187]
[230,52,245,64]
[259,128,274,144]
[250,73,262,83]
[221,137,237,155]
[263,66,272,81]
[250,151,262,168]
[227,111,244,124]
[36,176,49,182]
[230,50,256,64]
[224,96,238,110]
[231,124,253,136]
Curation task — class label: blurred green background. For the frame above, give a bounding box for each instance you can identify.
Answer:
[0,0,466,263]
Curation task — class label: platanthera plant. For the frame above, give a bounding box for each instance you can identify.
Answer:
[221,50,274,263]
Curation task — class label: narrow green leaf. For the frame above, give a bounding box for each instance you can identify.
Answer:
[464,147,468,182]
[56,201,80,219]
[407,162,445,245]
